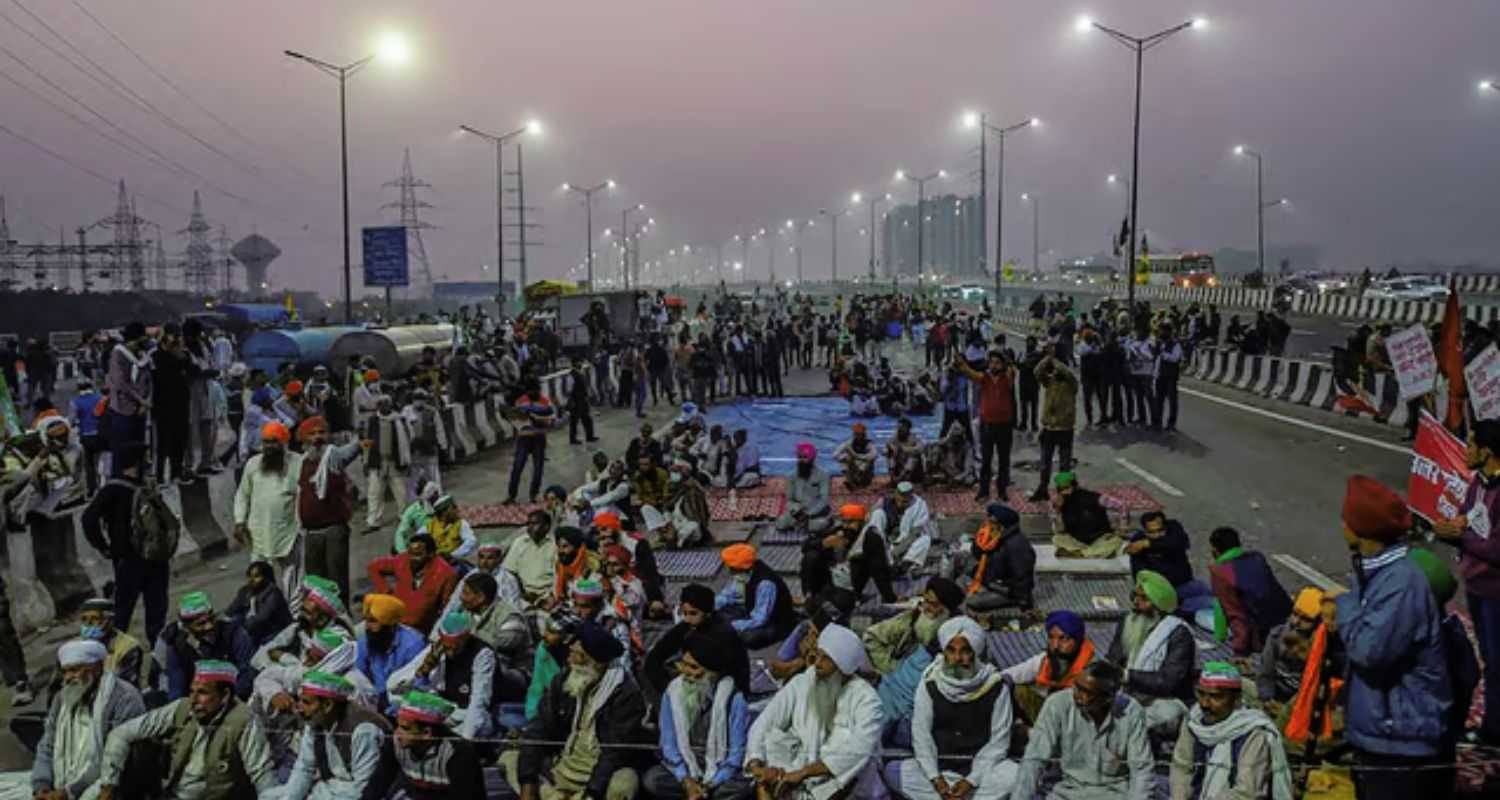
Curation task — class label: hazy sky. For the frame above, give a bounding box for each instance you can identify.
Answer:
[3,0,1500,296]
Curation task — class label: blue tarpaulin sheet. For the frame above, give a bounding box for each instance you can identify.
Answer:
[702,396,941,476]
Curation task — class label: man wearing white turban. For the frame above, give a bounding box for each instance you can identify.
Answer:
[745,624,886,799]
[883,617,1019,800]
[32,640,145,800]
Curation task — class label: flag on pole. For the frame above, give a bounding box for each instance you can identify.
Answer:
[283,291,299,322]
[1437,277,1466,434]
[1113,217,1129,256]
[1135,234,1152,286]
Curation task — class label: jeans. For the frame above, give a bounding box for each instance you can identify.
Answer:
[1019,394,1039,431]
[107,410,146,477]
[1107,380,1125,423]
[634,379,647,416]
[649,370,674,404]
[507,435,546,500]
[1128,375,1155,424]
[569,408,596,442]
[114,555,170,646]
[303,524,351,605]
[1036,429,1074,491]
[1152,375,1179,429]
[154,416,188,482]
[692,377,711,408]
[1471,592,1500,742]
[0,571,29,685]
[977,422,1014,497]
[1081,380,1104,425]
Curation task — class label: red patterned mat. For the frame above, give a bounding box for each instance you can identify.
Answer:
[468,503,542,528]
[708,495,784,521]
[713,478,1161,517]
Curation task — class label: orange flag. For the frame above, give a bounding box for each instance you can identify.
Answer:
[1438,277,1466,433]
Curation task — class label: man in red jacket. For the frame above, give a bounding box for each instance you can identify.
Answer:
[956,350,1018,501]
[367,533,459,636]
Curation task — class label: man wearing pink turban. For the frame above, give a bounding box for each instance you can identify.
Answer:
[775,441,834,537]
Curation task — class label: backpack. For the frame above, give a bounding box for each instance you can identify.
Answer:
[110,479,181,561]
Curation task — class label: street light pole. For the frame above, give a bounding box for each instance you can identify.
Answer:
[818,209,849,283]
[621,204,645,289]
[1080,15,1202,309]
[459,121,538,308]
[896,171,946,292]
[1022,193,1040,274]
[563,180,615,288]
[285,49,377,324]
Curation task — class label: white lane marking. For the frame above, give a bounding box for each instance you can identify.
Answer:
[1114,457,1185,497]
[1180,386,1412,457]
[1272,553,1347,592]
[1308,351,1332,359]
[1292,329,1320,336]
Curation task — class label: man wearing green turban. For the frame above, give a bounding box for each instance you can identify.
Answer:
[1106,569,1196,741]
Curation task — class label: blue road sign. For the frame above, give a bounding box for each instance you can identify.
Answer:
[362,226,409,288]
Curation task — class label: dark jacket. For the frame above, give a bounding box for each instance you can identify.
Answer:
[1105,616,1197,703]
[973,529,1037,609]
[1125,521,1194,588]
[518,670,650,797]
[643,613,751,697]
[160,618,257,700]
[80,477,142,561]
[224,582,294,651]
[1207,549,1292,656]
[1060,489,1113,545]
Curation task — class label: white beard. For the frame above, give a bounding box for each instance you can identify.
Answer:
[564,662,604,699]
[677,674,714,726]
[811,672,844,734]
[913,611,949,647]
[943,660,977,680]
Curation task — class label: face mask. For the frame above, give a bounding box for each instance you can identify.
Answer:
[80,624,106,640]
[670,472,682,483]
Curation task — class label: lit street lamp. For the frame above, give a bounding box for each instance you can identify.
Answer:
[1077,14,1205,304]
[1232,145,1291,276]
[458,120,540,307]
[562,179,617,287]
[284,33,410,323]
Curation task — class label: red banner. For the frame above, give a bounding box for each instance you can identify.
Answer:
[1408,410,1472,522]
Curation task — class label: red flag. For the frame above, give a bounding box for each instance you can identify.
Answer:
[1438,278,1466,433]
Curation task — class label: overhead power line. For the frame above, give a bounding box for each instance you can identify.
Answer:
[0,122,186,214]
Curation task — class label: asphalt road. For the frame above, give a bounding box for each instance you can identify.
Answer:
[0,329,1415,768]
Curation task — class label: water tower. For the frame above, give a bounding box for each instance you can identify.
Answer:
[231,233,281,296]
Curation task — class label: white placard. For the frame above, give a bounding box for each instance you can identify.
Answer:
[1465,343,1500,421]
[1385,324,1436,400]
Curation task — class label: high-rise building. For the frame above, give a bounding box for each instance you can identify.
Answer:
[880,193,984,278]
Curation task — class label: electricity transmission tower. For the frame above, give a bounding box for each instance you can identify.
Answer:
[382,149,437,298]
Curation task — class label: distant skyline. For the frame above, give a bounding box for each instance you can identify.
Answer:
[2,0,1500,296]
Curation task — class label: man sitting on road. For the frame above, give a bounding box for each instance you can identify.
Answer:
[950,503,1036,616]
[865,481,936,575]
[252,576,355,673]
[389,691,486,800]
[31,640,145,800]
[1002,610,1097,725]
[1011,661,1155,800]
[77,598,148,691]
[884,417,926,486]
[158,591,257,701]
[1169,662,1295,800]
[1206,526,1293,657]
[366,534,460,636]
[274,671,394,800]
[1106,570,1197,741]
[745,624,885,800]
[423,494,478,564]
[715,429,763,489]
[1051,471,1122,559]
[832,422,878,490]
[387,611,498,741]
[883,617,1020,800]
[716,544,799,649]
[1123,510,1214,619]
[503,621,650,800]
[354,594,425,713]
[643,633,756,800]
[868,578,967,748]
[98,660,276,800]
[774,442,833,537]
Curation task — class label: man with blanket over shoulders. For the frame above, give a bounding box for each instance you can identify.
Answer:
[883,617,1019,800]
[1105,568,1196,741]
[644,632,756,800]
[1169,661,1295,800]
[745,623,885,800]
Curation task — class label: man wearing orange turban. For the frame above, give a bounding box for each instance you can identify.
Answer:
[233,419,306,597]
[717,544,797,647]
[296,415,364,602]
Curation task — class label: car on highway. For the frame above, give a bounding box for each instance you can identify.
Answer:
[1365,278,1442,302]
[1400,275,1451,301]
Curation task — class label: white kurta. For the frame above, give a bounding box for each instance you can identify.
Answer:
[745,669,886,800]
[885,676,1018,800]
[233,453,306,560]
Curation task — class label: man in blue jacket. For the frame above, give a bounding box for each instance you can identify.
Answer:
[1332,475,1453,800]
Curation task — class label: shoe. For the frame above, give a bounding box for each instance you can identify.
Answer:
[11,682,34,706]
[974,491,990,502]
[501,496,517,506]
[586,437,600,443]
[1028,489,1049,502]
[570,439,581,445]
